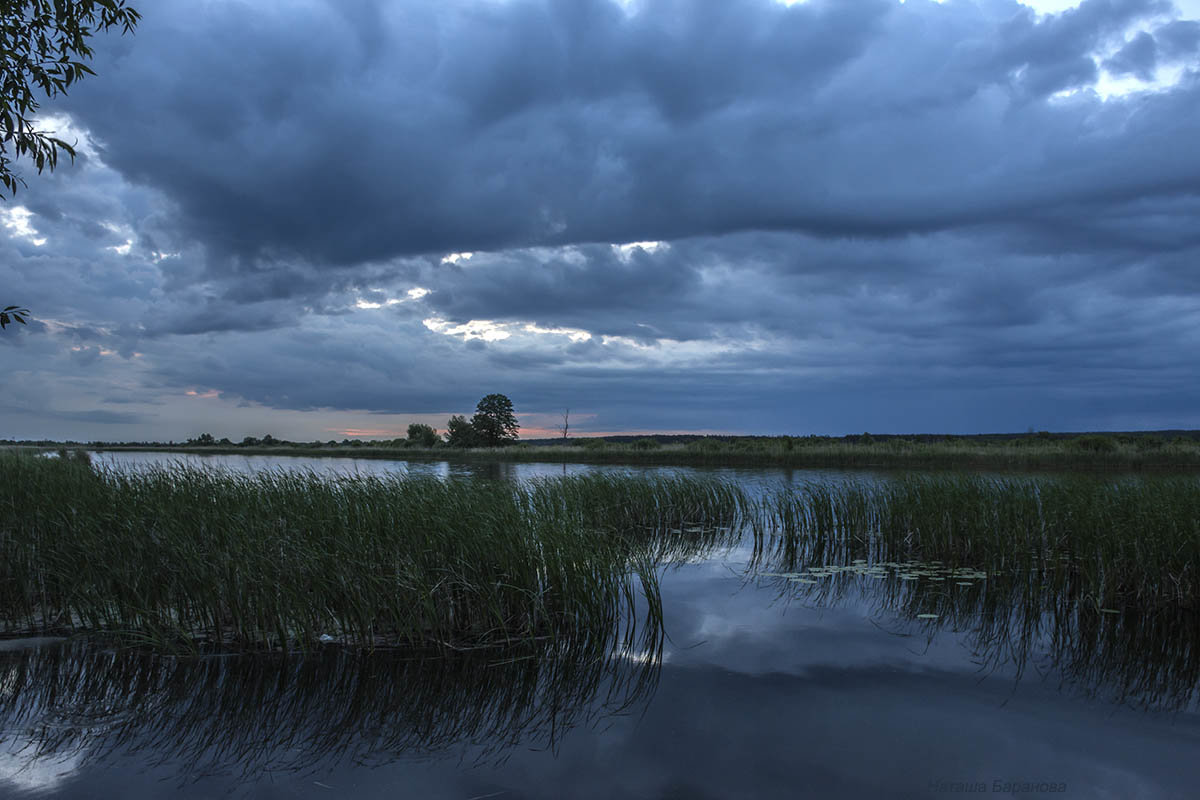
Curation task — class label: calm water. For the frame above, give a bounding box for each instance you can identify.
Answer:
[86,449,886,494]
[2,453,1197,798]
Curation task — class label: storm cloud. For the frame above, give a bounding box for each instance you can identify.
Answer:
[2,0,1198,440]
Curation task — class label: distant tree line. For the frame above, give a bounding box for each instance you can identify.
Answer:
[168,394,522,451]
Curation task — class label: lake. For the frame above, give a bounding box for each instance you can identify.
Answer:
[2,452,1197,798]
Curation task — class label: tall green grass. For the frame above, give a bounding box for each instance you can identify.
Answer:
[754,475,1200,611]
[5,452,1199,655]
[0,454,676,652]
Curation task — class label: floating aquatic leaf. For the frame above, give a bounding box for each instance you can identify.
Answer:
[1099,608,1121,615]
[916,613,939,619]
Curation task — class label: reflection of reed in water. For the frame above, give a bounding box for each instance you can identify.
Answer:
[0,626,663,786]
[748,482,1200,714]
[751,475,1200,611]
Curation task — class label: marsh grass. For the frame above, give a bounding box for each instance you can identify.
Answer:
[4,452,1198,657]
[752,475,1200,611]
[749,474,1200,710]
[0,454,681,653]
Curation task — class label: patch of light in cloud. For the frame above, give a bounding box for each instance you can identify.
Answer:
[423,317,512,342]
[354,287,430,310]
[1033,1,1198,100]
[1,206,46,246]
[34,113,100,161]
[1093,62,1189,99]
[101,221,136,255]
[424,316,595,343]
[151,251,180,262]
[600,334,652,349]
[612,240,667,262]
[523,323,592,342]
[70,346,118,356]
[185,389,220,399]
[440,252,473,265]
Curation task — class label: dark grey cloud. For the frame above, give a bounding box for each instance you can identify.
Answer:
[1106,29,1160,77]
[0,404,147,425]
[2,0,1199,439]
[50,0,1197,277]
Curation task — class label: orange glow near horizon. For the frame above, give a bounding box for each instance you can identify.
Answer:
[496,427,737,440]
[329,428,405,438]
[328,426,736,440]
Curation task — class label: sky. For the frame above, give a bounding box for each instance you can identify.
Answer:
[1,0,1199,441]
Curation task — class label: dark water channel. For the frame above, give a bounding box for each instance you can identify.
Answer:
[1,453,1197,798]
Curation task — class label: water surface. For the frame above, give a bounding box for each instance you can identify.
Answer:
[3,453,1196,798]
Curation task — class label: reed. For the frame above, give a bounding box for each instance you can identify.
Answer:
[5,452,1198,654]
[0,453,675,652]
[752,475,1200,611]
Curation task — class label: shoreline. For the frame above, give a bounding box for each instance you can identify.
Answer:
[15,441,1200,472]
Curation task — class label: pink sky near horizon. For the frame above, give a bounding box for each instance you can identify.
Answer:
[329,426,738,440]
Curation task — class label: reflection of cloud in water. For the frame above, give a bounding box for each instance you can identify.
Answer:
[0,627,663,792]
[0,738,86,794]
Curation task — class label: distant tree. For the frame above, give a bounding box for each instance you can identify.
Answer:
[239,436,260,447]
[470,394,519,447]
[444,414,479,448]
[559,408,569,440]
[260,434,277,446]
[188,432,215,446]
[406,423,439,448]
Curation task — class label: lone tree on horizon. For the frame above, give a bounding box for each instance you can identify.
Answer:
[471,393,519,447]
